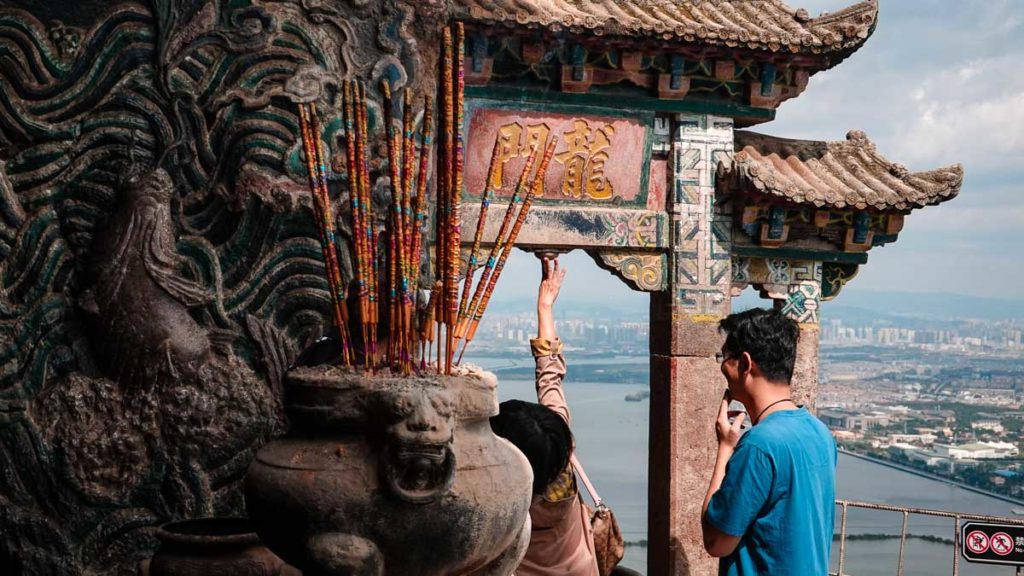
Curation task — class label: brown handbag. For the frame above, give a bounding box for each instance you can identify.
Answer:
[571,455,625,576]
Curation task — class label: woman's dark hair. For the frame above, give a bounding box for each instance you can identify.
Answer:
[490,399,572,495]
[719,307,799,384]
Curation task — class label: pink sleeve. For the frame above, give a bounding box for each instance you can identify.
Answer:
[532,337,570,425]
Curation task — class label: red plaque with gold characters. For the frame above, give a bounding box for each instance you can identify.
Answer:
[464,105,650,206]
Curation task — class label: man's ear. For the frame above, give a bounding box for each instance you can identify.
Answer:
[738,351,753,377]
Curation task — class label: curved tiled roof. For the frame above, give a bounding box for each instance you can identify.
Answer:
[453,0,877,56]
[726,130,963,211]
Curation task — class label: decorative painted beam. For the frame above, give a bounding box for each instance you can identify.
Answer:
[465,86,776,123]
[461,204,669,249]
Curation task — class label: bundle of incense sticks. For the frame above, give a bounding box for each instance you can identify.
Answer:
[343,80,380,369]
[293,22,546,376]
[302,80,430,374]
[454,137,503,339]
[434,22,563,372]
[341,82,368,363]
[297,102,354,366]
[379,79,441,375]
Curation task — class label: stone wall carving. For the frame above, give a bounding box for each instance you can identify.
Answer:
[0,1,438,573]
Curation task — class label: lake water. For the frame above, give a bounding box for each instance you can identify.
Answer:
[473,364,1021,576]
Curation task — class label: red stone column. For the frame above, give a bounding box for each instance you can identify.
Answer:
[790,323,820,412]
[647,113,734,575]
[648,299,725,576]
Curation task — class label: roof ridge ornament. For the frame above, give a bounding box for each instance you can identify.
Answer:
[807,0,878,26]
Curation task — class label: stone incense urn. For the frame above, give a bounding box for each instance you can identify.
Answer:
[245,366,532,576]
[146,518,298,576]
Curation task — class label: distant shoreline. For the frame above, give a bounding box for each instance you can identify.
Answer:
[838,448,1024,507]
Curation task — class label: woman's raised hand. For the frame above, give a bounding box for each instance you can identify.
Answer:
[538,257,566,311]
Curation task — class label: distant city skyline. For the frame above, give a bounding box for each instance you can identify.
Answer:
[488,0,1024,314]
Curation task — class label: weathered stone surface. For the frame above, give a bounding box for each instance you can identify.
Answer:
[0,1,439,573]
[650,292,725,358]
[648,354,722,576]
[791,323,820,412]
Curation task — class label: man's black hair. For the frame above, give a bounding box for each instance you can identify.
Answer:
[490,399,572,495]
[719,307,799,384]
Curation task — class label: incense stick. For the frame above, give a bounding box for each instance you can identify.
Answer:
[437,26,455,373]
[445,22,466,373]
[354,82,378,369]
[410,95,433,369]
[454,136,503,339]
[381,80,404,368]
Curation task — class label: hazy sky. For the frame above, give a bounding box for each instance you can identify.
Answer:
[487,0,1024,309]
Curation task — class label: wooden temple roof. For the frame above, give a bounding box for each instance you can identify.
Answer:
[727,130,964,211]
[452,0,877,56]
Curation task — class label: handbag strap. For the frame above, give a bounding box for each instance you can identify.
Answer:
[570,453,603,509]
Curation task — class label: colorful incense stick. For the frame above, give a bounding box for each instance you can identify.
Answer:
[400,91,416,372]
[411,96,434,369]
[454,136,503,339]
[437,26,455,373]
[444,22,465,372]
[457,137,558,364]
[354,82,378,368]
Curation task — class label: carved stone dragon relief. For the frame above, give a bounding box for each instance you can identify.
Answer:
[0,1,442,573]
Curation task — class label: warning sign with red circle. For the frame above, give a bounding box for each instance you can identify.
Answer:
[962,522,1024,566]
[966,530,990,555]
[992,533,1014,557]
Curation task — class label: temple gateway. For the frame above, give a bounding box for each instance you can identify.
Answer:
[0,0,961,575]
[454,1,961,572]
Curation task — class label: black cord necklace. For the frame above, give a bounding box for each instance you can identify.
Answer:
[753,398,795,424]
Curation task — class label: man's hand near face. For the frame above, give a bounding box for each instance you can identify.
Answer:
[701,392,745,557]
[716,392,746,452]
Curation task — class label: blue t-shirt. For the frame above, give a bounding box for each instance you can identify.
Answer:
[706,407,837,576]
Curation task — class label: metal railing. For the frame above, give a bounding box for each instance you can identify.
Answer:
[831,499,1024,576]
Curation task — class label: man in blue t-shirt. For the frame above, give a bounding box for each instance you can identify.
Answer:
[701,308,837,575]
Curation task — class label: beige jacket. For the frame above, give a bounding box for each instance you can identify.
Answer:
[514,338,599,576]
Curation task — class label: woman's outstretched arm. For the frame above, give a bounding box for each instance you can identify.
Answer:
[533,257,570,423]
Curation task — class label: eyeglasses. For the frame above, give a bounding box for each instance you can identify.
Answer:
[715,351,733,363]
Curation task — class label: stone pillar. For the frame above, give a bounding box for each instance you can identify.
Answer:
[648,114,733,576]
[791,323,820,412]
[762,260,823,412]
